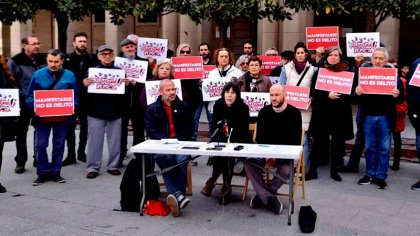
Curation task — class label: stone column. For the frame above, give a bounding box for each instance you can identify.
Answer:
[105,11,128,51]
[258,18,279,55]
[161,13,179,52]
[178,15,200,54]
[377,18,400,60]
[10,21,33,56]
[280,11,314,51]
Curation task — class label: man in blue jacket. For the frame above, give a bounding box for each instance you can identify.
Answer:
[26,49,79,185]
[145,79,194,217]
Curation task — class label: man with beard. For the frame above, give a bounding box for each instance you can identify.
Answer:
[7,34,46,173]
[146,79,193,217]
[62,32,95,166]
[244,84,302,215]
[118,38,152,167]
[199,42,213,65]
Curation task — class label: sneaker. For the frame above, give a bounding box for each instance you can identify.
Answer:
[411,181,420,191]
[250,194,263,209]
[173,191,190,209]
[53,175,66,183]
[358,175,372,185]
[267,196,283,215]
[33,176,46,186]
[376,179,388,189]
[167,194,180,217]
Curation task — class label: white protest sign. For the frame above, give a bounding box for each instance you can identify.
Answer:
[202,77,231,101]
[346,32,380,57]
[114,57,148,83]
[137,37,168,60]
[0,89,19,117]
[88,68,125,94]
[241,92,271,117]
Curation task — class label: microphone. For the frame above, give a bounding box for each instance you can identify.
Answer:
[209,119,226,143]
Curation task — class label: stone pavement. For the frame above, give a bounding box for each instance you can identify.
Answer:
[0,124,420,236]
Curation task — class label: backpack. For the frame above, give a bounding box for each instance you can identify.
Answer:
[120,155,160,212]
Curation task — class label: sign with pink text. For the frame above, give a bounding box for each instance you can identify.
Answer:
[114,57,148,83]
[358,67,397,95]
[315,68,355,95]
[145,79,183,105]
[202,77,231,102]
[306,26,340,50]
[258,56,281,75]
[172,56,204,79]
[269,76,281,84]
[0,89,19,117]
[284,86,311,110]
[241,92,270,117]
[203,65,216,79]
[409,64,420,87]
[137,37,168,59]
[346,32,380,57]
[88,68,125,94]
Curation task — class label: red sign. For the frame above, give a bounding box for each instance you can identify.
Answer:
[34,90,74,117]
[358,68,397,95]
[203,65,216,79]
[258,56,281,75]
[284,86,311,110]
[409,64,420,87]
[172,56,204,79]
[315,68,354,95]
[306,26,339,50]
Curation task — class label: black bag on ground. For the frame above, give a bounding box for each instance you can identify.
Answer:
[299,205,317,233]
[120,155,160,212]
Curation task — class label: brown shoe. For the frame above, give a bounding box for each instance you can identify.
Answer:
[200,178,215,197]
[86,172,98,179]
[107,169,121,176]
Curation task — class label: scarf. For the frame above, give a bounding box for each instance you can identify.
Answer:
[293,59,307,74]
[324,61,349,72]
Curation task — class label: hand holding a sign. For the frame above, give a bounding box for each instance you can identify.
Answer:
[83,77,93,87]
[328,91,341,100]
[355,85,364,96]
[355,55,364,67]
[391,88,400,98]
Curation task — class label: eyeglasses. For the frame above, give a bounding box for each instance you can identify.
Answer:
[101,52,113,57]
[27,43,42,46]
[180,50,191,54]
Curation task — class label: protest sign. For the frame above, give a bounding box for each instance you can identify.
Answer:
[34,89,74,117]
[203,65,216,79]
[241,92,270,117]
[346,32,380,57]
[137,37,168,59]
[114,57,148,83]
[315,68,354,95]
[172,56,204,79]
[0,89,19,117]
[258,56,281,75]
[145,79,183,105]
[409,64,420,87]
[358,67,397,95]
[88,68,125,94]
[284,86,311,110]
[202,77,231,101]
[306,26,340,50]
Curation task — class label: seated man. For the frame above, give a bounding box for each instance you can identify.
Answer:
[244,84,302,214]
[145,79,194,217]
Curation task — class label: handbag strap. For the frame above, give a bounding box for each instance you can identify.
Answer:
[296,66,310,87]
[48,72,62,90]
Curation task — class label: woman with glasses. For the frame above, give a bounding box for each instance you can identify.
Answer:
[235,55,250,74]
[308,46,355,182]
[237,56,271,93]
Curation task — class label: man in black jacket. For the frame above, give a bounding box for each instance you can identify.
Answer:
[145,79,194,217]
[7,35,46,173]
[62,32,95,166]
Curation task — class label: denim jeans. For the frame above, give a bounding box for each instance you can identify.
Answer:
[363,116,391,180]
[153,154,189,194]
[36,119,72,176]
[192,102,212,140]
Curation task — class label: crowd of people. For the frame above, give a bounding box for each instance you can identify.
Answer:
[0,32,419,219]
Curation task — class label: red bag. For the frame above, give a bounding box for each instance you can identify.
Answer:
[143,200,171,216]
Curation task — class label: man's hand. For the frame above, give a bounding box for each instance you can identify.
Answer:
[355,85,364,96]
[391,88,400,98]
[328,91,341,100]
[83,78,93,87]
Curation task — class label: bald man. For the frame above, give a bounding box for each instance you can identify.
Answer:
[244,84,302,215]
